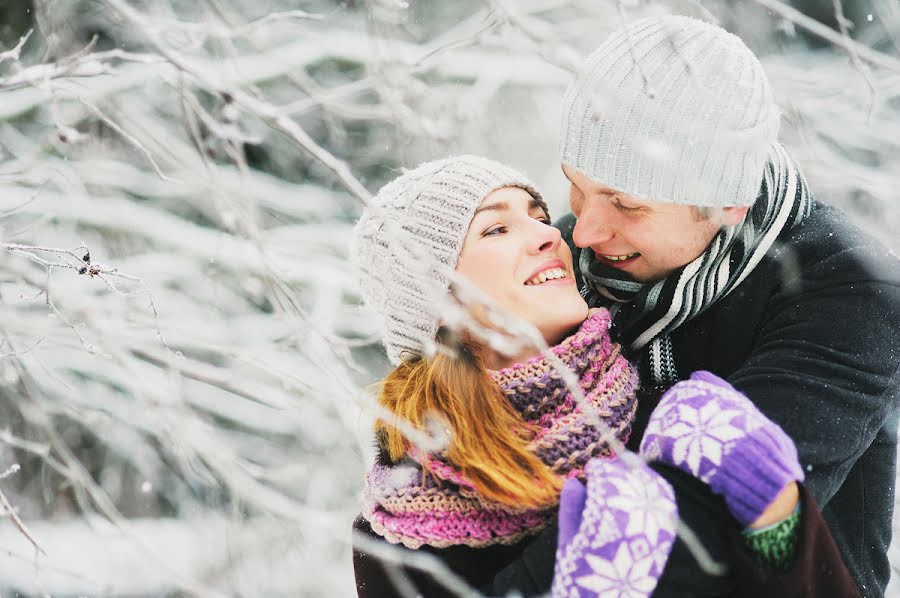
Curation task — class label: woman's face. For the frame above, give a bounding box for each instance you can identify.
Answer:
[455,186,589,348]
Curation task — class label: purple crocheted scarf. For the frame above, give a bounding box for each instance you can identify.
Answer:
[363,309,639,549]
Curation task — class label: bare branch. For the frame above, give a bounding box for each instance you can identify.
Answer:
[830,0,877,118]
[0,29,33,64]
[0,466,47,556]
[754,0,900,73]
[103,0,373,204]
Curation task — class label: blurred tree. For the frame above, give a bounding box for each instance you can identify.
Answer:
[0,0,33,48]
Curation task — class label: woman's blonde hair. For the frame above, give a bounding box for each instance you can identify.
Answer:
[376,332,563,509]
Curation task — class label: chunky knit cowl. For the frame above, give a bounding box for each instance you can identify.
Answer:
[362,308,639,549]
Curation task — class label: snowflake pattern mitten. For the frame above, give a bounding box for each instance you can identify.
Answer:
[639,370,804,527]
[552,456,678,598]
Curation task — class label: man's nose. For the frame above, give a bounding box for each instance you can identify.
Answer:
[572,198,613,248]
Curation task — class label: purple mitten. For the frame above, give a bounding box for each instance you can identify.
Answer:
[558,478,588,550]
[639,370,805,527]
[552,456,678,598]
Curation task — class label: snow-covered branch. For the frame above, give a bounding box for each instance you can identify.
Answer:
[0,0,898,595]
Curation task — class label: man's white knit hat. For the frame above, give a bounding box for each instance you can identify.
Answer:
[560,15,780,207]
[352,155,544,365]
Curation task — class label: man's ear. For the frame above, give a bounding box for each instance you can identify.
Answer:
[722,206,750,226]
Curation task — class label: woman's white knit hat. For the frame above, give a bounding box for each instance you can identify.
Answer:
[352,155,544,365]
[560,15,780,207]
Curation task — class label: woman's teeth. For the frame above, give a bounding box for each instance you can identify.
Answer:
[525,268,568,286]
[603,252,639,262]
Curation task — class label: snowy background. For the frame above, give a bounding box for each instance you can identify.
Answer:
[0,0,898,595]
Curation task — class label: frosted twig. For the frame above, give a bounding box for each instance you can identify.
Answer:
[489,0,580,73]
[281,76,381,116]
[616,1,653,96]
[352,529,482,597]
[355,387,452,455]
[2,242,145,287]
[155,9,329,43]
[2,242,169,354]
[831,0,877,118]
[0,337,45,360]
[0,184,43,217]
[43,283,103,356]
[0,34,98,89]
[677,520,728,575]
[14,401,227,597]
[0,463,20,481]
[0,29,33,64]
[82,49,164,65]
[754,0,900,73]
[413,10,500,68]
[0,476,47,556]
[103,0,373,205]
[179,89,262,148]
[0,546,105,589]
[1,242,92,271]
[439,275,727,575]
[131,346,292,410]
[0,430,52,460]
[76,99,177,182]
[0,42,159,89]
[684,0,720,23]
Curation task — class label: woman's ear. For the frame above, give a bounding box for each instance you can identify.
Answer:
[722,206,750,226]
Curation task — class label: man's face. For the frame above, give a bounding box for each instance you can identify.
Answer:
[563,166,747,283]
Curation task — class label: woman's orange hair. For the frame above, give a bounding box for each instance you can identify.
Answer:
[376,332,563,509]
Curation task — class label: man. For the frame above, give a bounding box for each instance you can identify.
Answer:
[548,14,900,598]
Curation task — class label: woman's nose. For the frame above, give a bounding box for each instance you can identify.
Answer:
[572,198,613,248]
[531,221,562,254]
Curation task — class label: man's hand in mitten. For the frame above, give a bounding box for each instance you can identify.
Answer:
[640,370,804,527]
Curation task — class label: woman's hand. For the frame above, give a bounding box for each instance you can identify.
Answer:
[553,456,678,598]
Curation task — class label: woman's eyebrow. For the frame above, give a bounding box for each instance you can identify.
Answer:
[473,201,508,216]
[473,198,544,217]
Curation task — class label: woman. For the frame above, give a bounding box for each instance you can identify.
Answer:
[350,156,857,597]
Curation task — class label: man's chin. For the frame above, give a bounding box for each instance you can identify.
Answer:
[629,270,670,284]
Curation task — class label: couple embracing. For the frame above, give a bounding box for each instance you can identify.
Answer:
[349,15,900,598]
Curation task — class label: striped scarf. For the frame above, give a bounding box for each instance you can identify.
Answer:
[362,309,638,549]
[580,143,814,385]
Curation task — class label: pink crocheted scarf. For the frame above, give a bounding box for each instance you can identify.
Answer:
[362,309,639,549]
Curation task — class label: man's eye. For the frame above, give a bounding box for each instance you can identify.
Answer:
[613,200,641,214]
[483,225,507,237]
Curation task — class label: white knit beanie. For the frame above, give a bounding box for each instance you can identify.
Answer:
[352,155,544,365]
[559,15,780,207]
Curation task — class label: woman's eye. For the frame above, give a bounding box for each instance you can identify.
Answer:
[483,225,507,237]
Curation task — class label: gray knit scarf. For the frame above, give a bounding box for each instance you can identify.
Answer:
[579,143,814,385]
